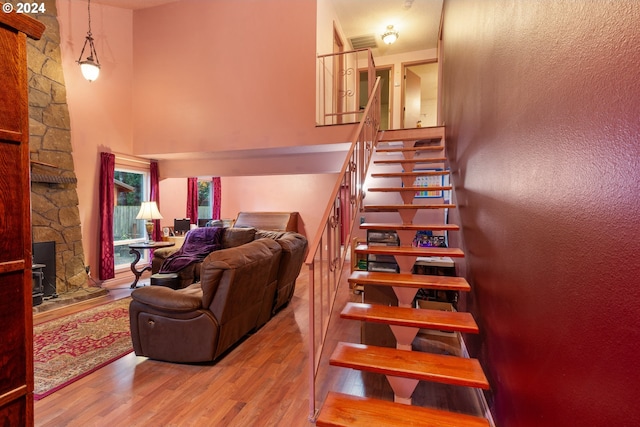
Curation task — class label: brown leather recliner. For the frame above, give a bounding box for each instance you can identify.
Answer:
[151,228,308,316]
[255,230,309,314]
[151,228,258,289]
[129,238,282,363]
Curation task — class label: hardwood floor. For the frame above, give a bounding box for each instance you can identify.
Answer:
[34,270,485,426]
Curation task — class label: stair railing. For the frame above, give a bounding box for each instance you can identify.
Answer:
[317,48,377,126]
[306,76,381,421]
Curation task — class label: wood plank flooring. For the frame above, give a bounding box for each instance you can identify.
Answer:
[34,270,485,426]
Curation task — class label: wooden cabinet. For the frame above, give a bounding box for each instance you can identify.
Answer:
[0,12,45,427]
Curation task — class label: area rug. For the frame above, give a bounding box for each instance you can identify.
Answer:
[33,297,132,400]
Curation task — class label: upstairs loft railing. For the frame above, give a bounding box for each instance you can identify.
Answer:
[317,48,377,126]
[306,75,381,420]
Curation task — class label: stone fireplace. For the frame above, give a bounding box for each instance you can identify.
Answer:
[27,0,89,294]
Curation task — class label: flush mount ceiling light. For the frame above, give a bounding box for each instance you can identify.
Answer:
[381,25,399,45]
[77,0,101,82]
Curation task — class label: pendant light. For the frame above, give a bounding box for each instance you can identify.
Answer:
[77,0,101,82]
[381,25,399,45]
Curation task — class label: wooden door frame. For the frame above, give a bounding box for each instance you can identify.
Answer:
[357,65,394,130]
[400,59,438,128]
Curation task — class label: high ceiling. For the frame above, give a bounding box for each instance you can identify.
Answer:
[94,0,442,56]
[89,0,443,172]
[93,0,177,9]
[332,0,443,55]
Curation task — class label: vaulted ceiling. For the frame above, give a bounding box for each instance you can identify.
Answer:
[94,0,442,58]
[88,0,443,175]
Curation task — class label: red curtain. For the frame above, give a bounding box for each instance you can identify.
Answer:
[150,162,162,241]
[212,177,221,220]
[186,177,198,224]
[99,152,115,280]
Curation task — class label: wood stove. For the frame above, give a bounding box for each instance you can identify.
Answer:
[32,241,57,302]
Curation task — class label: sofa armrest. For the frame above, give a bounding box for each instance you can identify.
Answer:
[152,246,180,274]
[154,246,180,260]
[234,212,298,232]
[131,286,202,312]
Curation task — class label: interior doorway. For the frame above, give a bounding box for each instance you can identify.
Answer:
[359,67,392,130]
[402,61,438,128]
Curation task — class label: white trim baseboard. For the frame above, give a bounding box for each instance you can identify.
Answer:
[459,335,496,427]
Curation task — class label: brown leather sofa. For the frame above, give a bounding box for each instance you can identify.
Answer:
[130,229,308,363]
[151,227,307,312]
[253,230,308,313]
[151,227,260,289]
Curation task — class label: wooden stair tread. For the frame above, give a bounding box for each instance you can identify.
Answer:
[330,342,489,389]
[367,186,453,192]
[364,204,456,211]
[374,157,447,164]
[376,146,443,153]
[356,244,464,258]
[360,222,460,231]
[372,170,450,178]
[341,302,479,334]
[348,270,470,292]
[316,392,490,427]
[377,127,445,142]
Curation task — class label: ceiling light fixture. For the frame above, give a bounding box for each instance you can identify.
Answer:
[77,0,101,82]
[381,25,399,45]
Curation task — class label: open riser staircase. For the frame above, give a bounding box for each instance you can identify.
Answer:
[316,127,491,427]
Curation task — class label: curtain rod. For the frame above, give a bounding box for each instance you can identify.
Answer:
[113,153,153,165]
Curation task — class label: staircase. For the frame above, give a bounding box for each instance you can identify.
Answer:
[316,127,490,427]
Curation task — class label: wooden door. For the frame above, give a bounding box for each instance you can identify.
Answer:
[0,12,44,427]
[403,68,421,128]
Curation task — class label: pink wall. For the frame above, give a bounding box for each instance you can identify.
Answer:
[221,174,338,239]
[156,177,187,227]
[55,0,348,281]
[57,0,133,280]
[158,174,338,240]
[55,0,425,284]
[442,1,640,426]
[131,0,329,157]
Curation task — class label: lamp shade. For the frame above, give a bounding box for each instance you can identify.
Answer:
[381,25,399,45]
[80,59,100,82]
[136,201,163,220]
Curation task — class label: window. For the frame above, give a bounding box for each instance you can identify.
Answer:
[198,180,212,220]
[113,168,149,269]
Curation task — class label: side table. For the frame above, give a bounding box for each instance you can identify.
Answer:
[128,241,175,288]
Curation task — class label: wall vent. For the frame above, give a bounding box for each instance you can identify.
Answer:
[349,34,378,50]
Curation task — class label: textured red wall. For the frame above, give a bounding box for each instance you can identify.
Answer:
[441,1,640,426]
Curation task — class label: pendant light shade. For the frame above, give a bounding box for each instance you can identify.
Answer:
[381,25,399,45]
[80,58,100,82]
[77,0,101,82]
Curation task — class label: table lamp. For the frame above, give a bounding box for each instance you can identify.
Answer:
[136,201,163,243]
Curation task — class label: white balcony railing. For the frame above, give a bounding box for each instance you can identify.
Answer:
[316,49,377,126]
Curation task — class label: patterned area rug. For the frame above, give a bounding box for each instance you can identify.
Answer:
[33,298,132,400]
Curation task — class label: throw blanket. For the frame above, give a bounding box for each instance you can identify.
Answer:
[159,227,223,273]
